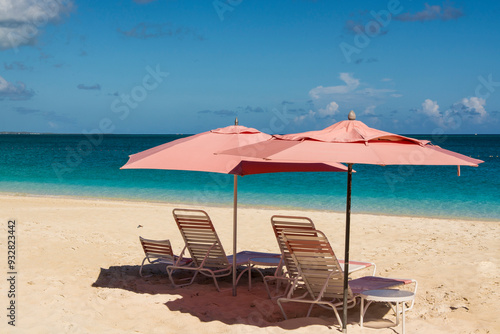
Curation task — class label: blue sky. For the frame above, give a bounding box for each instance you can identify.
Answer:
[1,0,499,134]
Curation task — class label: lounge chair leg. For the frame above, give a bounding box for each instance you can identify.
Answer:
[263,277,292,300]
[212,275,221,292]
[263,277,273,299]
[139,258,149,277]
[167,267,200,288]
[306,304,315,317]
[360,296,364,327]
[283,282,292,297]
[395,302,400,326]
[189,271,199,285]
[167,267,183,288]
[330,306,343,329]
[139,258,156,278]
[248,265,252,291]
[277,298,288,320]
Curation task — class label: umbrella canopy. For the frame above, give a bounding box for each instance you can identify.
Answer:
[122,124,348,175]
[219,113,483,331]
[121,123,348,296]
[221,117,482,168]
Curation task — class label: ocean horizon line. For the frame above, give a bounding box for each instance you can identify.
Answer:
[1,132,499,136]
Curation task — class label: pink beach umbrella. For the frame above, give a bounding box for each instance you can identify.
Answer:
[220,111,483,331]
[121,120,348,296]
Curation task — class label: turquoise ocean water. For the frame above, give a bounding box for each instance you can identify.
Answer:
[0,134,498,221]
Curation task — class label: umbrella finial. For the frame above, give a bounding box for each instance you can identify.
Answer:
[235,117,239,125]
[348,110,356,120]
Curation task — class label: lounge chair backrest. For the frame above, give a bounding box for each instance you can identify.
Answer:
[172,208,229,268]
[140,237,175,262]
[271,215,317,279]
[282,228,354,300]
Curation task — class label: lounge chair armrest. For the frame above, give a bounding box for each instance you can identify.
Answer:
[273,257,285,276]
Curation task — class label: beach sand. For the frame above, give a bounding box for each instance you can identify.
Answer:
[1,194,498,333]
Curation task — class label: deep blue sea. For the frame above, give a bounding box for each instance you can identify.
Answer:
[0,134,498,221]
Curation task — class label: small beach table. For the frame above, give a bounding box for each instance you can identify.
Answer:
[338,259,376,276]
[360,289,415,334]
[235,253,282,290]
[237,255,376,291]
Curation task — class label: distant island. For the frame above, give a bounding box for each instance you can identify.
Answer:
[0,131,43,134]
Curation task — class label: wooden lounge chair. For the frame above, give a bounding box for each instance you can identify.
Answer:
[277,228,416,328]
[139,237,192,277]
[168,208,274,291]
[264,215,376,298]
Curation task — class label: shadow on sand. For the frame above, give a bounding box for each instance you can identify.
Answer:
[92,264,396,332]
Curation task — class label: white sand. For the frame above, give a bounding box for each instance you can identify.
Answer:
[1,194,498,333]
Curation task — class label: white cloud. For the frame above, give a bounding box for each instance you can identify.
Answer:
[421,99,440,117]
[0,75,34,100]
[308,73,398,110]
[363,105,376,115]
[295,101,340,125]
[395,3,464,22]
[309,73,359,99]
[460,97,486,118]
[294,109,316,124]
[417,97,489,130]
[0,0,74,50]
[339,72,359,90]
[360,106,382,128]
[303,73,402,125]
[317,101,339,118]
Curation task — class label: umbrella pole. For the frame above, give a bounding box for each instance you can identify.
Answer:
[232,174,238,296]
[342,163,353,332]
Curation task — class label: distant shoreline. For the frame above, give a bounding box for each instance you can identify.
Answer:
[1,132,499,136]
[2,192,498,223]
